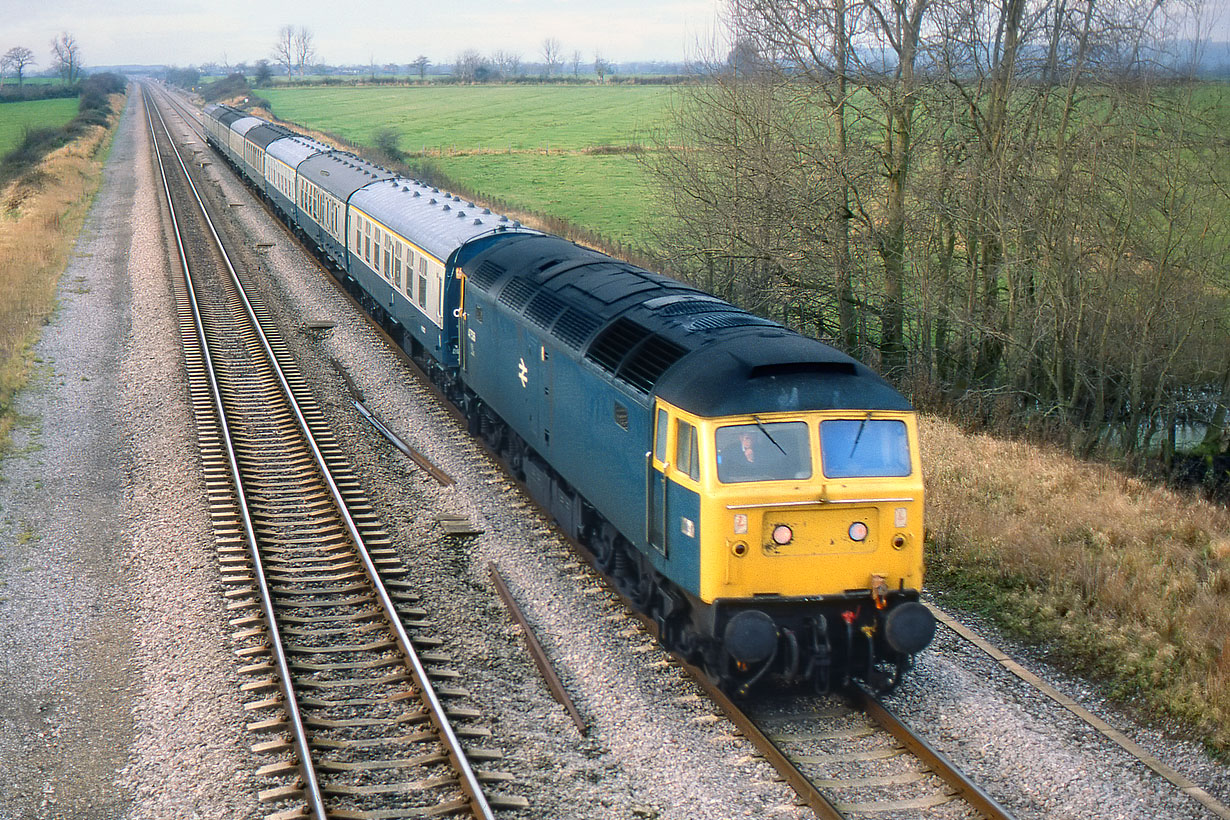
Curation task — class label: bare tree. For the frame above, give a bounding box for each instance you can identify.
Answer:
[2,46,36,86]
[272,25,295,76]
[650,0,1230,465]
[293,27,316,75]
[493,50,522,79]
[571,49,583,77]
[454,49,490,82]
[594,53,609,81]
[541,37,562,77]
[49,31,81,84]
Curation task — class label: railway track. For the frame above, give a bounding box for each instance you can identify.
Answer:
[146,81,1230,820]
[149,83,1014,819]
[142,83,525,820]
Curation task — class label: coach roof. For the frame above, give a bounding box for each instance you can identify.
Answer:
[265,135,331,169]
[245,123,297,151]
[351,178,529,263]
[296,151,395,201]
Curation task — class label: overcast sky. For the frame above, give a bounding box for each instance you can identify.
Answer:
[0,0,727,69]
[1,0,1226,71]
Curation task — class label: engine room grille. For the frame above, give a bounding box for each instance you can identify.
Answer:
[655,298,728,316]
[525,290,567,330]
[552,308,601,349]
[498,278,538,311]
[618,336,688,393]
[468,260,505,291]
[685,312,778,332]
[586,317,649,374]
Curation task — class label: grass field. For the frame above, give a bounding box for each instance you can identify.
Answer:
[262,85,674,249]
[0,98,80,157]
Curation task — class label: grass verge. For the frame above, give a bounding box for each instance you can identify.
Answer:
[921,414,1230,754]
[0,91,125,451]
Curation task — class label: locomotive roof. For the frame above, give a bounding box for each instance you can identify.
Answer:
[351,178,531,263]
[297,151,396,201]
[459,234,910,416]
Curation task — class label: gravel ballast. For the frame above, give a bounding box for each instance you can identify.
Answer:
[1,85,1227,820]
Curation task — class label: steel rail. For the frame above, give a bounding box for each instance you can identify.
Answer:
[142,86,329,820]
[487,563,588,736]
[852,687,1016,820]
[145,84,498,820]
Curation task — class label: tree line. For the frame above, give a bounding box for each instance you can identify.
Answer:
[1,32,83,88]
[646,0,1229,480]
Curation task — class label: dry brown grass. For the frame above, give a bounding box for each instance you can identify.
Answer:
[922,414,1230,751]
[0,94,123,448]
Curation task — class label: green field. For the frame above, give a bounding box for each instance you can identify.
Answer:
[0,98,79,157]
[262,86,674,249]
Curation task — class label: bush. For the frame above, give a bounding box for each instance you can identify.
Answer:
[0,84,80,103]
[200,73,252,103]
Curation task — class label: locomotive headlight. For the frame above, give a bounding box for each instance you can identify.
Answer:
[848,521,869,542]
[771,524,793,546]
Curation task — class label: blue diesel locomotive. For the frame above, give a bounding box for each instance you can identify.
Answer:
[202,101,935,694]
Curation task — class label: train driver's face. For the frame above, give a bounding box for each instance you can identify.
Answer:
[740,433,755,462]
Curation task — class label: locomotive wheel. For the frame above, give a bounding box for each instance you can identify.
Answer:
[623,552,656,611]
[592,523,619,573]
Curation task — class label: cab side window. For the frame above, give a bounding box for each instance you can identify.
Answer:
[654,408,668,463]
[675,420,699,481]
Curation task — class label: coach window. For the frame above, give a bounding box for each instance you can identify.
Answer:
[354,216,363,253]
[393,243,403,288]
[417,258,428,308]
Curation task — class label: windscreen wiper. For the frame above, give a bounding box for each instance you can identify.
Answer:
[752,415,788,456]
[849,413,870,458]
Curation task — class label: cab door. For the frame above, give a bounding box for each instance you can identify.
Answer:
[648,404,670,556]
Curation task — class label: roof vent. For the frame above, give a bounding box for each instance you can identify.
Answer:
[499,216,507,222]
[473,218,483,225]
[414,191,421,197]
[430,198,437,204]
[468,202,475,207]
[402,186,410,192]
[443,204,451,211]
[457,211,466,218]
[482,208,491,214]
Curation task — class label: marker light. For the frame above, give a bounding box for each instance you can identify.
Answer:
[771,525,793,545]
[848,522,869,542]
